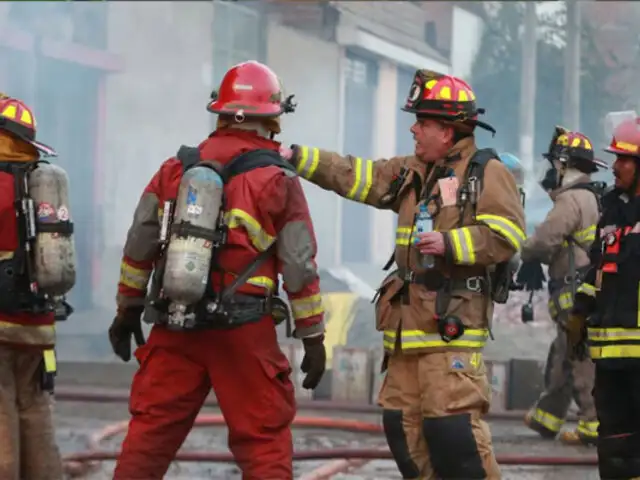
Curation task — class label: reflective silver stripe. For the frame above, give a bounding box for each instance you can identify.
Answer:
[290,294,324,320]
[588,328,640,341]
[384,329,488,349]
[119,263,152,290]
[396,227,412,246]
[295,146,320,180]
[449,227,475,264]
[562,224,596,248]
[476,214,526,251]
[346,157,374,203]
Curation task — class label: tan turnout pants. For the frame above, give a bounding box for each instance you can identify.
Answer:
[378,350,500,479]
[0,347,62,480]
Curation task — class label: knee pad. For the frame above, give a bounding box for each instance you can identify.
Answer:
[422,414,486,479]
[598,432,640,479]
[382,409,421,479]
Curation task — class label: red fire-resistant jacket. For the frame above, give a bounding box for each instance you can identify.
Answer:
[116,128,324,337]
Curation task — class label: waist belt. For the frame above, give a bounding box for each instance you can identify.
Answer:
[397,268,485,293]
[197,293,271,329]
[548,265,590,294]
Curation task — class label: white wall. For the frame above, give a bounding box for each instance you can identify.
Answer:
[370,59,397,265]
[98,1,215,307]
[451,6,484,79]
[267,22,343,268]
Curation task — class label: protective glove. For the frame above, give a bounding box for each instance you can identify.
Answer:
[279,145,295,163]
[516,260,546,291]
[300,334,326,390]
[108,306,146,362]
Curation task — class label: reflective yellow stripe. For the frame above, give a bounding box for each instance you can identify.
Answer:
[577,420,599,438]
[449,227,476,265]
[0,321,55,346]
[396,226,412,246]
[562,224,596,248]
[577,282,596,298]
[346,157,374,203]
[531,408,564,433]
[225,208,274,251]
[383,328,488,350]
[588,327,640,342]
[246,276,275,292]
[0,250,14,261]
[290,294,324,320]
[43,349,57,373]
[589,345,640,359]
[295,146,320,180]
[119,262,152,291]
[548,291,573,316]
[476,214,526,251]
[588,327,640,360]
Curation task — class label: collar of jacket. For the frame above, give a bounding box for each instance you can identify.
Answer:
[444,136,476,165]
[549,173,591,201]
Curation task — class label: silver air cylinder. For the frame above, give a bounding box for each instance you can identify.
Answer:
[162,165,224,328]
[28,163,77,296]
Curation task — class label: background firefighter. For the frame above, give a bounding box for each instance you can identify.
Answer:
[109,61,326,479]
[0,96,64,480]
[521,128,606,446]
[280,70,525,479]
[568,117,640,480]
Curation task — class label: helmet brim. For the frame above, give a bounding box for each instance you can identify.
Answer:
[604,146,640,159]
[29,139,57,157]
[206,100,284,117]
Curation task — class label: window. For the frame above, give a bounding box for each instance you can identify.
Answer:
[211,2,266,87]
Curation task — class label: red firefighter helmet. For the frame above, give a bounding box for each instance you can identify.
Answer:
[401,70,495,135]
[207,61,296,119]
[545,129,607,173]
[0,96,56,157]
[605,117,640,159]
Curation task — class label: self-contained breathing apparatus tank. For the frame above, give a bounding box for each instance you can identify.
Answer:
[29,162,77,297]
[161,164,225,329]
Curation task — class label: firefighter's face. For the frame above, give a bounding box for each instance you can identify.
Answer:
[612,155,637,190]
[410,118,454,163]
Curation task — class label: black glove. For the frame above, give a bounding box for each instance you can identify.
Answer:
[109,306,146,362]
[300,334,326,390]
[516,260,546,291]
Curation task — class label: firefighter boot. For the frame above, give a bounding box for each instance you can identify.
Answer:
[524,410,558,440]
[559,420,598,446]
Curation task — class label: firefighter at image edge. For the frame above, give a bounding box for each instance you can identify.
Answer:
[521,128,606,446]
[281,70,526,479]
[568,116,640,480]
[0,94,72,480]
[108,61,326,479]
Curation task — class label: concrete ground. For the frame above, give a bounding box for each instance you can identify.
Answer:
[55,399,598,480]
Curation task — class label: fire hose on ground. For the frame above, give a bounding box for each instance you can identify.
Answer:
[54,385,581,422]
[61,412,598,478]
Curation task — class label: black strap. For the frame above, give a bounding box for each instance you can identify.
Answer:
[469,148,499,174]
[219,243,277,304]
[176,146,201,171]
[566,181,606,214]
[175,145,296,181]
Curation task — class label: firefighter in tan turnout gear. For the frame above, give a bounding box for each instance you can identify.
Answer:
[281,70,525,479]
[521,128,607,446]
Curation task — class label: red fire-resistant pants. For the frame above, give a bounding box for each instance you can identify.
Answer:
[113,317,296,480]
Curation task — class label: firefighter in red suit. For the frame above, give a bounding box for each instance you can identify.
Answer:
[108,61,327,479]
